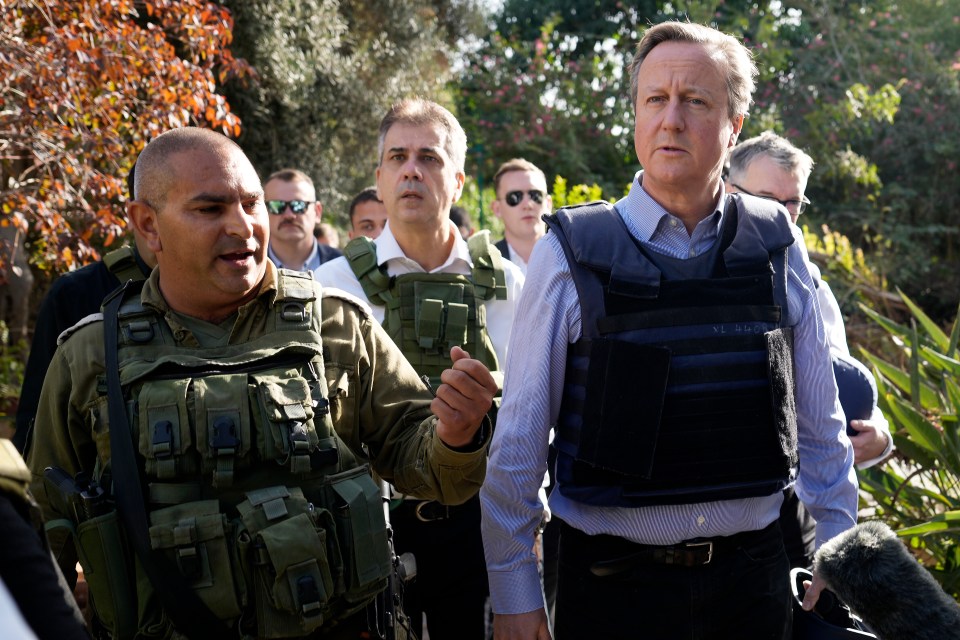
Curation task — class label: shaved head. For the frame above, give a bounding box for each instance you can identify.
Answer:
[134,127,243,209]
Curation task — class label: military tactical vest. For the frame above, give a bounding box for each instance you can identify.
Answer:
[58,270,391,639]
[343,231,506,386]
[550,197,800,508]
[103,245,148,284]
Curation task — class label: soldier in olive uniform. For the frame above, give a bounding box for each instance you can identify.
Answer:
[26,127,496,639]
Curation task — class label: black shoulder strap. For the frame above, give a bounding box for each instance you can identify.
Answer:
[103,282,232,639]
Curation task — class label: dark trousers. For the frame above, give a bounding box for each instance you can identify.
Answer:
[391,494,489,640]
[778,487,816,570]
[555,520,792,640]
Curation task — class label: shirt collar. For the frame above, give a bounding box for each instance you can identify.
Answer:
[617,170,726,241]
[267,240,320,272]
[372,219,472,274]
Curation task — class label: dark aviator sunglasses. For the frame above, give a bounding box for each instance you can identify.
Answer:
[504,190,545,207]
[266,199,313,215]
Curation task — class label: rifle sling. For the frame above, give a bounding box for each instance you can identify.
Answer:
[104,281,232,639]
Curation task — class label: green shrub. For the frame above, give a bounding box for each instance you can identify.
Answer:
[857,293,960,599]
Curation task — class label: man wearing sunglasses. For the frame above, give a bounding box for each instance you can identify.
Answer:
[263,168,341,274]
[316,98,524,640]
[727,131,893,569]
[491,158,551,276]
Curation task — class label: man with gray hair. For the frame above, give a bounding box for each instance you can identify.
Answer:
[728,131,893,568]
[481,22,857,639]
[317,98,523,640]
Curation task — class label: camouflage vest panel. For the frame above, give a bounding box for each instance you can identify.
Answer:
[86,270,390,639]
[344,231,505,386]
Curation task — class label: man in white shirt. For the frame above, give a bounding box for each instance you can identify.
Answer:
[316,98,523,640]
[492,158,551,276]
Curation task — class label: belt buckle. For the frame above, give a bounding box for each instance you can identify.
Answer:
[414,500,448,523]
[685,541,713,565]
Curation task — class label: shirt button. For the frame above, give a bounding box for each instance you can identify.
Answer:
[689,249,697,257]
[697,515,706,526]
[670,219,678,227]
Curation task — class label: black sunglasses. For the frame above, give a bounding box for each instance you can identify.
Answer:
[504,190,545,207]
[266,199,313,215]
[731,185,810,216]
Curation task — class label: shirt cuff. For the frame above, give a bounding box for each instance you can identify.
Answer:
[488,563,546,615]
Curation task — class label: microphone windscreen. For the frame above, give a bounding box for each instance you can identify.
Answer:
[814,521,960,640]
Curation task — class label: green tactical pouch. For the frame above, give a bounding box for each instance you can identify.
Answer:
[148,500,244,622]
[194,374,253,487]
[75,510,138,639]
[252,374,319,474]
[137,378,197,480]
[318,466,390,607]
[237,486,340,638]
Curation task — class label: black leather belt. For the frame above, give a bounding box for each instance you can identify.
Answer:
[560,521,778,576]
[410,500,463,523]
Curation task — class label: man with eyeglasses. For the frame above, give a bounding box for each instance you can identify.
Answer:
[491,159,551,276]
[727,131,893,569]
[263,168,342,274]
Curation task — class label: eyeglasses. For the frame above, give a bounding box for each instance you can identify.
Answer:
[730,184,810,216]
[503,190,545,207]
[266,200,313,215]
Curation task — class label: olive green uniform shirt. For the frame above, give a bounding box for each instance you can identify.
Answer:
[26,262,487,556]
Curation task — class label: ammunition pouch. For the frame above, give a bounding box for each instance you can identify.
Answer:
[74,510,138,639]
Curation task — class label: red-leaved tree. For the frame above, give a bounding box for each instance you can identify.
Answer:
[0,0,249,271]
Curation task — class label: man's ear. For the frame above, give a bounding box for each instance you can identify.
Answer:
[729,114,745,147]
[452,171,466,203]
[127,200,162,254]
[314,201,323,220]
[491,197,503,219]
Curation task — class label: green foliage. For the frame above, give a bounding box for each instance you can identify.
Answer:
[857,292,960,598]
[0,322,26,420]
[749,0,960,321]
[221,0,484,226]
[550,176,606,209]
[456,19,637,196]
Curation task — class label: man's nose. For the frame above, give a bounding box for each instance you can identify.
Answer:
[662,99,684,130]
[226,202,255,238]
[402,158,423,181]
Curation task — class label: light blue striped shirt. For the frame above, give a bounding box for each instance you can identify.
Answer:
[480,172,858,616]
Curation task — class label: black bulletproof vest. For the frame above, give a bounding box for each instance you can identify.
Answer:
[549,196,800,507]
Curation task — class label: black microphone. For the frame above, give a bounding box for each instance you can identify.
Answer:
[814,521,960,640]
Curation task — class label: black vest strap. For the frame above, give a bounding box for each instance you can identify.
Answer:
[103,281,233,639]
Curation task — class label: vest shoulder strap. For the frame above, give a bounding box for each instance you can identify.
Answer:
[103,245,148,283]
[467,230,507,301]
[343,237,393,306]
[723,194,795,275]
